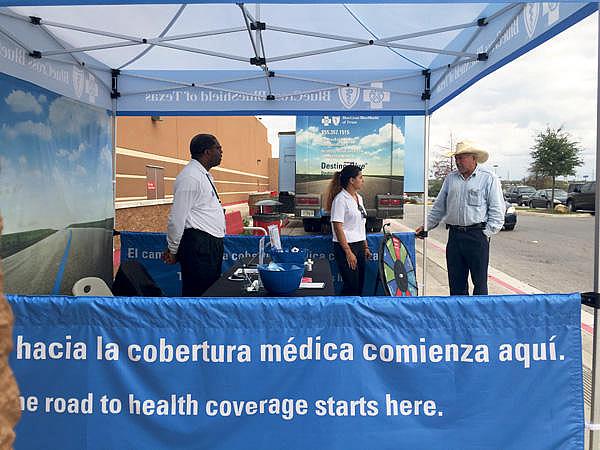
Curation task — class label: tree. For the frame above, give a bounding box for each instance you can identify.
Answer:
[431,153,453,180]
[428,178,444,198]
[529,126,583,208]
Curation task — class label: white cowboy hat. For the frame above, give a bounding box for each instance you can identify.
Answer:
[451,141,489,164]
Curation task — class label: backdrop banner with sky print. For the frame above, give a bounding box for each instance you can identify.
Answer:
[0,72,113,295]
[296,115,424,199]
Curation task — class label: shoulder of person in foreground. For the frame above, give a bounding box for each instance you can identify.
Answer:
[474,165,498,177]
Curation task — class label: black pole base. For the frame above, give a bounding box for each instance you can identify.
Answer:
[581,292,600,308]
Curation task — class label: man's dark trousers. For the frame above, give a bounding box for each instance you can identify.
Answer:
[446,226,489,295]
[178,228,224,296]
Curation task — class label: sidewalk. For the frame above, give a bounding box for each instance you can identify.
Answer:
[386,220,543,297]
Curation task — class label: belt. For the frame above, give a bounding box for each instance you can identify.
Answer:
[446,222,486,232]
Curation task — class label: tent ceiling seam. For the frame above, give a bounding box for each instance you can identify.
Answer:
[342,3,425,69]
[118,3,187,70]
[378,21,477,43]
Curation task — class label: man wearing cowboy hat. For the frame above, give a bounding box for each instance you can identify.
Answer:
[416,141,504,295]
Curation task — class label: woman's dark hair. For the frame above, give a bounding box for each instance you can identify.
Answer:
[190,133,218,157]
[325,164,362,211]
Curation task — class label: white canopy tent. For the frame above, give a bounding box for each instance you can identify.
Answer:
[0,2,594,115]
[1,0,600,446]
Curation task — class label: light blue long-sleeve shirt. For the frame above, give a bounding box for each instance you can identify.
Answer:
[428,165,505,237]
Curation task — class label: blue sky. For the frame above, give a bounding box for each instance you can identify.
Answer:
[296,115,405,176]
[0,73,113,234]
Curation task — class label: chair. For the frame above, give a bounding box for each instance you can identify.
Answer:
[72,277,113,296]
[225,210,267,235]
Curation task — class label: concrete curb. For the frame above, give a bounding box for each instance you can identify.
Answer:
[515,209,591,218]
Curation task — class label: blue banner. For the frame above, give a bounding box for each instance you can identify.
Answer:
[119,231,416,297]
[8,293,583,449]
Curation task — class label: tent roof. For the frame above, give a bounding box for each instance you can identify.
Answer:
[0,1,595,114]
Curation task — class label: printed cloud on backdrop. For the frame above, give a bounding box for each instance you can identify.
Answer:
[5,90,44,115]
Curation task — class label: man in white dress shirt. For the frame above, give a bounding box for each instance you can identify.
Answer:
[163,134,226,296]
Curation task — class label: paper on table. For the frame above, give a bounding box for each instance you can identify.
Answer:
[234,268,258,276]
[299,282,325,289]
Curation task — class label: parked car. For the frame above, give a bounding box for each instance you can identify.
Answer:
[503,201,516,231]
[566,181,596,213]
[568,182,585,194]
[528,189,568,209]
[505,185,536,206]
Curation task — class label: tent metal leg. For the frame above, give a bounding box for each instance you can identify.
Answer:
[421,109,430,295]
[588,8,600,449]
[111,98,117,220]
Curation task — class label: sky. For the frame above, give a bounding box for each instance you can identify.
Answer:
[0,73,113,234]
[259,12,598,183]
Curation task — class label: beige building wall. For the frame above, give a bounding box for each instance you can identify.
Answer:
[116,116,273,207]
[268,157,279,192]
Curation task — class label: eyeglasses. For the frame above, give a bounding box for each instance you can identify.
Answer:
[358,204,367,219]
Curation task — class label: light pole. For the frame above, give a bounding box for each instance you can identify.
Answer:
[492,164,498,175]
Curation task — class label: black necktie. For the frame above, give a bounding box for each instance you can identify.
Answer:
[206,174,221,204]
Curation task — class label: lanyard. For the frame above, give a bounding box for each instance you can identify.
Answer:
[206,173,221,204]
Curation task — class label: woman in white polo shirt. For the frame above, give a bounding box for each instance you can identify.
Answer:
[325,164,372,295]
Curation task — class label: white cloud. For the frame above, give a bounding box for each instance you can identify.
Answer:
[358,123,405,153]
[100,145,113,166]
[18,155,27,167]
[74,165,87,176]
[5,90,43,114]
[1,120,52,141]
[56,143,87,161]
[296,127,332,147]
[48,97,110,136]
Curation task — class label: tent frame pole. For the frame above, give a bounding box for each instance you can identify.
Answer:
[588,7,600,450]
[422,103,430,296]
[111,91,117,270]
